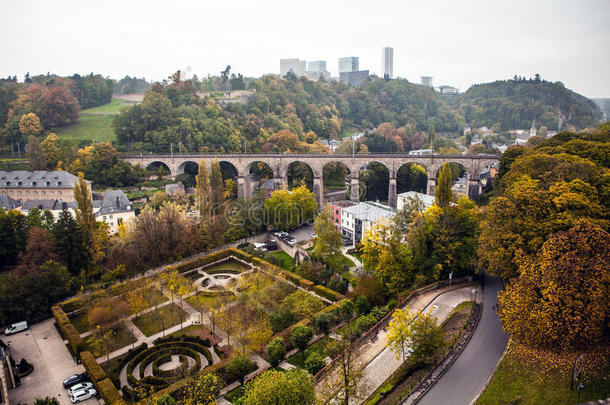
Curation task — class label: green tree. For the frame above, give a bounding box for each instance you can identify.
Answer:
[242,369,315,405]
[266,337,287,368]
[291,324,314,363]
[33,397,59,405]
[435,162,453,208]
[305,351,326,375]
[409,313,444,363]
[386,308,415,361]
[312,205,343,263]
[315,312,333,343]
[52,209,88,276]
[225,353,256,385]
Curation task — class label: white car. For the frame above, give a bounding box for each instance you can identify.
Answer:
[70,388,97,403]
[68,382,94,395]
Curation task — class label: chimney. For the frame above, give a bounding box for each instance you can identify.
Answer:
[116,196,120,208]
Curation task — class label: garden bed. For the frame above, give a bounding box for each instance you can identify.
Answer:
[132,303,188,337]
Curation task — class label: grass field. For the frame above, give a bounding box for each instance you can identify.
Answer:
[132,303,187,337]
[54,97,135,143]
[81,325,137,358]
[271,250,295,270]
[204,260,250,274]
[476,343,610,405]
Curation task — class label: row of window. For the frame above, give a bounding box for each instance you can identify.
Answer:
[1,190,63,196]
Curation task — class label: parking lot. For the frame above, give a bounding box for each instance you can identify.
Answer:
[5,319,100,405]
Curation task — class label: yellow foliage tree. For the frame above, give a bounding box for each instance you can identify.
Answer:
[19,112,42,137]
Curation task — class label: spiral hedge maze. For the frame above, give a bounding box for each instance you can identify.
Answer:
[121,337,216,398]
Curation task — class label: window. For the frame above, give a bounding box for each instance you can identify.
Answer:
[58,191,62,196]
[42,191,46,196]
[34,191,38,196]
[10,191,14,195]
[103,216,107,220]
[109,215,113,219]
[49,191,53,195]
[26,191,30,196]
[18,191,22,196]
[118,218,123,226]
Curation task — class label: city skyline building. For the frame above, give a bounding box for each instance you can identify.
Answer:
[338,57,359,73]
[382,46,393,79]
[421,76,433,87]
[280,58,306,77]
[307,60,327,72]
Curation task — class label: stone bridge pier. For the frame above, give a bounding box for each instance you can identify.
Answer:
[122,153,498,209]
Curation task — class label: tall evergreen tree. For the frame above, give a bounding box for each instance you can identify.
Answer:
[52,210,88,276]
[209,159,225,209]
[435,163,453,208]
[195,160,211,218]
[74,172,95,274]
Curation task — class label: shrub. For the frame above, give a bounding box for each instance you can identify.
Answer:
[80,351,106,382]
[353,295,371,316]
[313,285,344,302]
[355,313,377,334]
[266,338,287,368]
[268,307,296,333]
[328,276,348,295]
[59,297,86,313]
[291,325,314,356]
[305,351,326,375]
[96,378,123,404]
[225,353,256,385]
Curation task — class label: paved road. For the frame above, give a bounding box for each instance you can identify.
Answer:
[416,276,507,405]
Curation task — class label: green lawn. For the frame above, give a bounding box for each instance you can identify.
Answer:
[132,303,188,337]
[339,126,361,138]
[224,385,245,404]
[287,337,335,369]
[55,114,117,142]
[70,311,91,334]
[204,260,250,274]
[186,292,235,312]
[81,325,137,358]
[271,250,295,271]
[54,97,136,143]
[477,344,610,405]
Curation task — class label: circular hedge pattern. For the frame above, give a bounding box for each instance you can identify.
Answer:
[122,338,214,391]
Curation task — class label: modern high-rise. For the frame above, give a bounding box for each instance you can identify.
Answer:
[382,47,394,79]
[280,58,306,77]
[421,76,433,87]
[338,57,359,73]
[308,60,327,72]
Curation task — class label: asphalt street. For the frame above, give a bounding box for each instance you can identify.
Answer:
[416,276,508,405]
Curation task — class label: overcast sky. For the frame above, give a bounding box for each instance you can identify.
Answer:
[1,0,609,98]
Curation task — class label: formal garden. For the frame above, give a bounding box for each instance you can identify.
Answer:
[51,247,346,402]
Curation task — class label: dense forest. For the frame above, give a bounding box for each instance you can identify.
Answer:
[455,77,602,130]
[0,71,602,157]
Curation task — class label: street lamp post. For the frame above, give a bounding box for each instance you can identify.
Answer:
[472,288,477,303]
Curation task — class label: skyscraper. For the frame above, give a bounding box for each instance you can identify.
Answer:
[382,47,393,79]
[338,57,359,73]
[308,60,327,72]
[280,58,306,77]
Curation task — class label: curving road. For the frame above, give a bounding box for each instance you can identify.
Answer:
[416,276,508,405]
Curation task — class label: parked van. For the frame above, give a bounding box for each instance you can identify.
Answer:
[5,321,28,335]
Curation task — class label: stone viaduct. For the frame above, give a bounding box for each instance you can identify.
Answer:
[122,153,499,207]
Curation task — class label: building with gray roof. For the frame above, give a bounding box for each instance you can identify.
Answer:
[0,171,91,203]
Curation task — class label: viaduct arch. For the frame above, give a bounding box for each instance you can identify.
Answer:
[122,153,499,207]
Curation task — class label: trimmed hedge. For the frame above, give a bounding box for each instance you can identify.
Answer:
[96,378,124,405]
[59,296,87,313]
[53,306,84,356]
[80,351,107,383]
[313,285,344,302]
[166,247,254,275]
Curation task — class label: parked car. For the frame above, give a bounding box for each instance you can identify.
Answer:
[68,382,94,395]
[63,373,89,388]
[4,321,28,335]
[286,239,296,247]
[70,388,97,403]
[253,242,268,252]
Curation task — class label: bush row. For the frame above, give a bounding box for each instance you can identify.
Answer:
[166,247,254,274]
[80,351,127,405]
[152,354,188,379]
[52,306,83,356]
[59,296,87,313]
[313,284,344,302]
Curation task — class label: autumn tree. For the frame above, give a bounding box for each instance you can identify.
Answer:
[26,136,46,170]
[19,112,42,138]
[181,372,220,405]
[242,369,315,405]
[498,220,610,351]
[361,219,415,293]
[74,172,96,274]
[409,313,445,363]
[321,339,368,405]
[17,227,59,273]
[312,204,343,263]
[195,160,210,218]
[40,133,61,169]
[386,308,415,361]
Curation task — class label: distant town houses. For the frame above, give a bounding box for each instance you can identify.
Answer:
[340,201,396,244]
[0,170,134,234]
[396,191,435,211]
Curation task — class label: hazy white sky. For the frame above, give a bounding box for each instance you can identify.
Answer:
[1,0,609,98]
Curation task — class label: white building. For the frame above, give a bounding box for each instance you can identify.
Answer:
[421,76,433,87]
[396,191,435,212]
[280,58,306,77]
[341,201,396,244]
[308,60,327,72]
[94,190,135,234]
[408,149,434,156]
[382,47,394,79]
